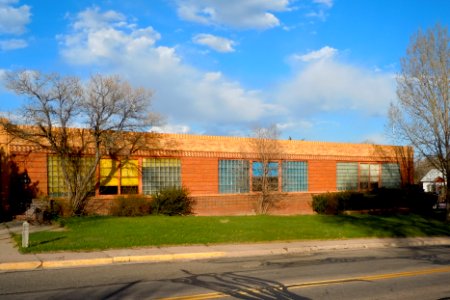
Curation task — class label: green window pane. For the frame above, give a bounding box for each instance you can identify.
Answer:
[48,156,95,197]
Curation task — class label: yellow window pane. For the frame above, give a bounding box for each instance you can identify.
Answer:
[121,160,138,186]
[122,177,139,186]
[100,159,119,186]
[121,160,138,177]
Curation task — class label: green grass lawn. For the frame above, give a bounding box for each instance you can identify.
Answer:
[14,214,450,253]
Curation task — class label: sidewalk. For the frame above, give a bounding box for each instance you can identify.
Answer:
[2,221,450,272]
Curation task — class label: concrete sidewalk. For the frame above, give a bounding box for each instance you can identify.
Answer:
[2,221,450,272]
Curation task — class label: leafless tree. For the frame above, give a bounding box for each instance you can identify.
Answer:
[1,71,158,215]
[389,24,450,219]
[251,125,282,214]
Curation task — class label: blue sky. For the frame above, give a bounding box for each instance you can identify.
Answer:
[0,0,449,144]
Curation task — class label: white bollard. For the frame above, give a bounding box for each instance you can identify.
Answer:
[22,221,29,248]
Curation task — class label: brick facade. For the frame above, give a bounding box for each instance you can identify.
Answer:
[0,129,414,216]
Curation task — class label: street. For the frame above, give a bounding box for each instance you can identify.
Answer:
[1,245,449,299]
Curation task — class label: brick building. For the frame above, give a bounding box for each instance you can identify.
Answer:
[0,128,413,216]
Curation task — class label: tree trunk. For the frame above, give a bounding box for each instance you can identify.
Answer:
[446,190,450,222]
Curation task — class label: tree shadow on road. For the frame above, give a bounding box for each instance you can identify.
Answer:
[171,269,310,300]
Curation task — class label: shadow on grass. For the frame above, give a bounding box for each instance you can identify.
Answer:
[323,214,450,238]
[172,269,309,299]
[18,235,67,253]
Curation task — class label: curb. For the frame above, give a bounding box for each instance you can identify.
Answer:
[0,261,42,271]
[1,238,450,272]
[0,251,227,272]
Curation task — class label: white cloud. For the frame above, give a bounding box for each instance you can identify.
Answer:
[0,38,27,50]
[305,9,327,21]
[313,0,333,8]
[276,120,314,131]
[59,7,281,129]
[193,33,235,53]
[151,123,191,134]
[0,0,31,35]
[278,47,396,117]
[360,132,389,145]
[291,46,337,62]
[175,0,291,29]
[59,7,161,65]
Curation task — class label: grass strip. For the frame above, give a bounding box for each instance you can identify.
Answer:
[15,214,450,253]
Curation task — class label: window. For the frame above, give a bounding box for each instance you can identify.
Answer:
[48,156,95,197]
[142,158,181,194]
[120,160,139,194]
[282,161,308,192]
[337,162,359,191]
[100,159,119,195]
[99,159,139,195]
[219,160,249,193]
[252,161,279,192]
[381,163,401,188]
[48,156,68,197]
[337,162,399,191]
[360,163,379,190]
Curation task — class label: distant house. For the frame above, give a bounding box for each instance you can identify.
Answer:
[420,169,445,193]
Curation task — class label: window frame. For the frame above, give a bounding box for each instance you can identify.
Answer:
[142,157,181,195]
[251,161,280,192]
[99,158,139,195]
[218,159,250,194]
[282,161,308,192]
[337,162,401,191]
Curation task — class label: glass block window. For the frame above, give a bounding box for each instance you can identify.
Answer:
[219,160,249,193]
[282,161,308,192]
[337,162,359,191]
[252,161,279,192]
[48,156,68,197]
[381,163,401,188]
[48,156,95,197]
[142,158,181,195]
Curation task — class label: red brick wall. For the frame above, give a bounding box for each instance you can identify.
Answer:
[11,152,47,197]
[182,157,218,195]
[192,193,313,216]
[308,160,336,192]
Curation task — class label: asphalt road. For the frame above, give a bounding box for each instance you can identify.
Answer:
[1,245,450,299]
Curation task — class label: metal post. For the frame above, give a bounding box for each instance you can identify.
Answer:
[22,221,29,248]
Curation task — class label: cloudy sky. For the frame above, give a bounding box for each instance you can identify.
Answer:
[0,0,448,144]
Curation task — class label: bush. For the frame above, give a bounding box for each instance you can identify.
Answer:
[151,187,194,216]
[312,187,437,215]
[312,192,355,214]
[110,196,152,217]
[43,199,70,220]
[312,193,331,214]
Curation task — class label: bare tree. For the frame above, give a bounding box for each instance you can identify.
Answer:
[1,71,157,215]
[389,24,450,219]
[251,125,282,214]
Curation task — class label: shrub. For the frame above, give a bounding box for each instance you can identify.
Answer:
[43,199,70,220]
[151,187,194,216]
[312,192,341,214]
[110,196,152,217]
[312,187,437,215]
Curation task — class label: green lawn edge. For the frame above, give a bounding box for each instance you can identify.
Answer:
[14,214,450,253]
